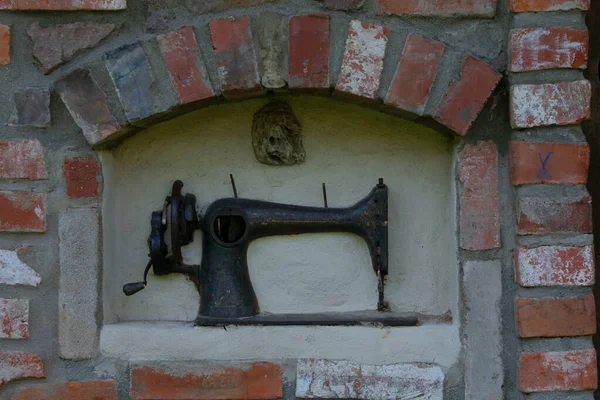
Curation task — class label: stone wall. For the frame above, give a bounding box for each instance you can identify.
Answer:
[0,0,596,399]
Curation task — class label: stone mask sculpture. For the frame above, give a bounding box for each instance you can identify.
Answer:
[251,101,305,166]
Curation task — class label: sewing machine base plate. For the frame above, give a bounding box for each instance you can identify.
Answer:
[195,311,418,327]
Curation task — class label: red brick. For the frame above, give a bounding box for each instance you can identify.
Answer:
[336,20,389,101]
[12,380,117,400]
[385,34,444,115]
[434,56,501,136]
[515,245,594,287]
[0,191,45,232]
[0,140,46,180]
[517,195,591,235]
[509,0,589,12]
[131,361,282,399]
[378,0,496,17]
[510,80,591,129]
[63,158,100,199]
[510,142,589,185]
[288,14,330,90]
[517,295,596,338]
[157,27,215,105]
[0,298,28,339]
[458,141,500,250]
[0,25,9,65]
[0,352,44,387]
[519,350,597,392]
[209,16,261,100]
[1,0,125,9]
[510,28,588,72]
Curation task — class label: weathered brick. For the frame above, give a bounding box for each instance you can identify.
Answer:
[288,15,330,90]
[378,0,496,17]
[0,298,28,339]
[59,207,100,359]
[0,191,45,232]
[9,88,51,127]
[0,352,44,387]
[510,80,591,129]
[510,28,588,72]
[157,27,214,105]
[0,24,9,65]
[509,0,590,12]
[105,43,156,122]
[517,295,596,338]
[131,361,282,399]
[1,0,126,10]
[510,141,589,185]
[517,195,591,235]
[458,141,500,250]
[209,16,261,99]
[296,360,444,399]
[515,245,594,287]
[0,140,46,180]
[385,34,444,115]
[185,0,273,14]
[335,21,388,101]
[434,56,501,136]
[12,380,117,400]
[28,22,115,75]
[0,248,41,287]
[519,350,597,392]
[63,158,100,199]
[318,0,364,9]
[55,68,122,146]
[256,12,287,89]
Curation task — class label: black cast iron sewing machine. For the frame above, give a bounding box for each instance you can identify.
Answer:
[123,177,418,327]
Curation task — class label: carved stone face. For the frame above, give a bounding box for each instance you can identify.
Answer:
[251,101,305,166]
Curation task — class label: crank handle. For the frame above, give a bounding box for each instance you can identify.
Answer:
[123,282,146,296]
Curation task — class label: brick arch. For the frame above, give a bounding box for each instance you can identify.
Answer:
[53,14,501,148]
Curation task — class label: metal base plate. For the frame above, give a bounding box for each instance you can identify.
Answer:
[195,311,418,327]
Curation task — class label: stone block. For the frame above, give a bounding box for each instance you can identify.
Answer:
[256,11,287,89]
[378,0,496,17]
[517,295,596,338]
[2,0,126,9]
[509,0,589,12]
[296,359,444,399]
[519,350,597,392]
[58,207,100,359]
[0,140,47,179]
[385,34,444,115]
[185,0,273,14]
[0,298,28,339]
[0,352,44,387]
[336,20,389,101]
[55,67,122,145]
[463,260,503,399]
[434,56,501,136]
[104,43,156,122]
[157,26,214,104]
[457,141,500,250]
[0,248,41,287]
[517,193,592,235]
[510,141,589,185]
[510,28,588,72]
[288,15,330,90]
[63,158,100,199]
[209,16,261,99]
[0,191,45,232]
[143,0,175,34]
[9,88,51,127]
[0,24,9,65]
[510,80,591,129]
[318,0,364,10]
[12,380,117,400]
[515,245,594,287]
[28,22,115,74]
[131,361,282,399]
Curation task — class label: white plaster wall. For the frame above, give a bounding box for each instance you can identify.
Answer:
[102,97,457,323]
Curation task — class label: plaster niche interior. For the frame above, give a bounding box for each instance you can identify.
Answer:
[99,96,459,365]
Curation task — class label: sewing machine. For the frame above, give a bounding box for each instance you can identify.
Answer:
[123,178,417,327]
